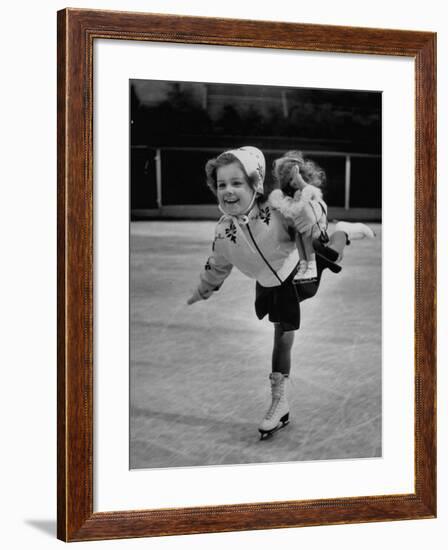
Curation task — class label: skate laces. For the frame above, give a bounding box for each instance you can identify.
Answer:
[264,375,287,419]
[265,402,278,420]
[264,395,283,419]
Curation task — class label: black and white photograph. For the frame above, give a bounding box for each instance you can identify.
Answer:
[129,79,382,469]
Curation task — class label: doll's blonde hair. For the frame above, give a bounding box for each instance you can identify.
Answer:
[273,150,326,196]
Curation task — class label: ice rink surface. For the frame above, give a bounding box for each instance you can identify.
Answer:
[130,221,382,469]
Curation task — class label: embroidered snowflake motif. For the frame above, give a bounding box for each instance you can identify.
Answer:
[225,221,237,243]
[204,258,212,271]
[258,206,271,226]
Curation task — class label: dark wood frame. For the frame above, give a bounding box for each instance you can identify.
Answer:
[57,8,436,542]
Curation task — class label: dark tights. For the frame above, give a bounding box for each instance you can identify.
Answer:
[272,323,295,376]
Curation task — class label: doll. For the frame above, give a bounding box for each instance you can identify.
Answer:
[270,151,327,283]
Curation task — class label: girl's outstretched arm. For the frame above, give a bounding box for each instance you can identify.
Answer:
[187,286,214,305]
[187,236,233,305]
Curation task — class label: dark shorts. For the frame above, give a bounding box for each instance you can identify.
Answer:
[254,254,331,332]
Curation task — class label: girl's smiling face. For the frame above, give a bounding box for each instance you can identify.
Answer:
[216,162,255,215]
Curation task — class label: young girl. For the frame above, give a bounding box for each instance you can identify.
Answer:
[270,151,328,283]
[187,146,373,439]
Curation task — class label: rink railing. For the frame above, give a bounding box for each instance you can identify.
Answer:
[131,145,381,221]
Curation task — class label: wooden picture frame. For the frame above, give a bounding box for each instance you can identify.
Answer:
[57,8,436,541]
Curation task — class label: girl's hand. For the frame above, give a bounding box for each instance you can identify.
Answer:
[187,289,202,305]
[186,287,213,305]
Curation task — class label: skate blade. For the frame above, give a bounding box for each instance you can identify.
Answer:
[259,414,290,440]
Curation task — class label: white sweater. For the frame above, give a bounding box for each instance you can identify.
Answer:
[196,197,326,296]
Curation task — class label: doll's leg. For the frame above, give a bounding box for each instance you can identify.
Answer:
[294,233,318,281]
[294,233,308,276]
[303,234,316,263]
[302,235,317,276]
[295,233,307,262]
[294,233,309,278]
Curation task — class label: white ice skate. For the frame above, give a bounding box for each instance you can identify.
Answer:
[335,221,376,241]
[259,372,290,440]
[293,259,317,283]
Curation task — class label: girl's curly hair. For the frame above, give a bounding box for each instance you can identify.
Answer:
[205,153,266,201]
[273,150,326,197]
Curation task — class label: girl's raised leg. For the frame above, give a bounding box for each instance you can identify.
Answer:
[327,230,348,261]
[328,220,376,262]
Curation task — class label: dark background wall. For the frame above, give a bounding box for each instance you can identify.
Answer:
[130,80,381,220]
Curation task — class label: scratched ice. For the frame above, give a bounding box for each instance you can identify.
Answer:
[130,221,382,469]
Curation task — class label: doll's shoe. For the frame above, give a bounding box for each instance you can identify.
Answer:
[293,260,317,283]
[293,260,307,278]
[335,221,376,241]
